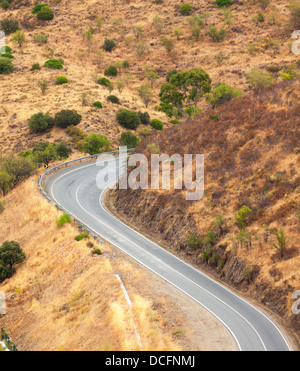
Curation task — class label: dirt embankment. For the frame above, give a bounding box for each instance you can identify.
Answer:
[108,79,300,347]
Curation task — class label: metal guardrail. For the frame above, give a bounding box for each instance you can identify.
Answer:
[38,149,134,245]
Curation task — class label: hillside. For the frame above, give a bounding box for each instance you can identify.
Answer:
[0,0,299,156]
[0,0,300,351]
[109,78,300,343]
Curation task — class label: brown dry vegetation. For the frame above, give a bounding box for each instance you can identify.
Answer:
[0,176,239,351]
[110,78,300,342]
[0,0,299,155]
[0,0,300,350]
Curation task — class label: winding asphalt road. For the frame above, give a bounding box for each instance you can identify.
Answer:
[44,155,291,351]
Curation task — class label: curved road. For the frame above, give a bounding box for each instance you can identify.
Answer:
[44,156,291,351]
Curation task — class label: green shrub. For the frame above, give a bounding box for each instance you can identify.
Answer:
[0,46,12,54]
[0,57,13,74]
[29,112,54,133]
[102,39,116,52]
[87,241,94,248]
[56,142,71,158]
[209,114,219,121]
[104,65,118,77]
[138,111,150,125]
[93,101,103,109]
[56,76,69,85]
[187,235,202,249]
[33,33,48,45]
[216,0,233,7]
[235,206,252,229]
[120,131,140,149]
[98,77,111,87]
[246,69,274,91]
[55,110,82,128]
[31,63,41,71]
[122,60,130,68]
[150,119,163,130]
[207,83,242,108]
[166,69,178,81]
[1,1,10,10]
[107,95,119,104]
[171,119,179,125]
[81,133,110,155]
[75,232,89,241]
[44,59,63,70]
[92,249,102,255]
[32,3,47,14]
[207,26,226,42]
[180,4,193,15]
[0,241,26,282]
[0,18,19,35]
[116,109,141,130]
[256,13,265,23]
[37,6,54,21]
[56,213,71,227]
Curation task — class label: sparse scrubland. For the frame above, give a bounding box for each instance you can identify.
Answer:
[0,0,299,350]
[110,78,300,343]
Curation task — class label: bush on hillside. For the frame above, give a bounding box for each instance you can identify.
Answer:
[0,18,19,35]
[102,39,116,52]
[28,112,54,133]
[98,77,111,87]
[246,69,274,91]
[120,132,140,149]
[0,57,14,74]
[116,109,141,130]
[216,0,233,7]
[44,59,63,69]
[138,111,150,125]
[81,133,110,155]
[93,101,103,109]
[56,76,69,85]
[104,65,118,77]
[0,241,26,282]
[55,110,82,128]
[32,3,47,14]
[107,95,119,104]
[150,119,164,130]
[37,6,54,21]
[180,4,193,15]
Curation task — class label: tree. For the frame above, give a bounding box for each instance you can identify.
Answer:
[0,241,26,282]
[269,229,287,259]
[159,68,212,117]
[0,18,19,35]
[152,15,164,34]
[0,171,12,196]
[12,30,26,49]
[116,109,141,130]
[29,112,54,133]
[145,70,159,88]
[55,110,82,128]
[120,132,140,149]
[81,133,110,155]
[160,37,174,54]
[37,80,48,95]
[138,82,153,108]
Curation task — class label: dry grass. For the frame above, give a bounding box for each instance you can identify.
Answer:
[0,177,187,350]
[0,0,298,155]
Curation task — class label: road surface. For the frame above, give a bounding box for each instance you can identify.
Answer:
[44,156,291,351]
